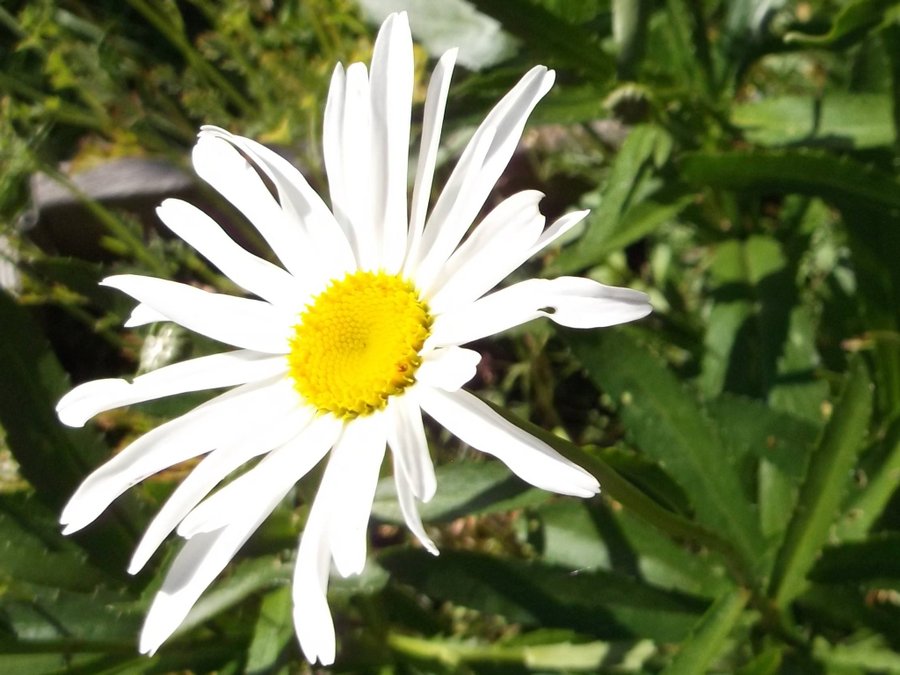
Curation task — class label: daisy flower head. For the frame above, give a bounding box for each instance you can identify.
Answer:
[56,12,651,666]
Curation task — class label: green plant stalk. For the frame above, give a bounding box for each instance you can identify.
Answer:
[126,0,254,117]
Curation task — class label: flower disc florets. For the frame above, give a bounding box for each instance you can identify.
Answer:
[288,271,432,418]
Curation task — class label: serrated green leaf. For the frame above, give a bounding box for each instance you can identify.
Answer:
[380,548,707,642]
[0,289,136,572]
[245,585,292,675]
[552,125,676,274]
[567,329,765,568]
[732,94,895,148]
[660,586,748,675]
[768,359,874,605]
[784,0,900,49]
[681,150,900,212]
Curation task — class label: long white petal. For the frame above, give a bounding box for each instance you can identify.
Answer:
[369,11,413,273]
[124,303,167,327]
[102,275,294,354]
[323,62,377,270]
[429,277,652,347]
[191,136,316,284]
[156,199,303,308]
[60,377,295,534]
[405,48,457,272]
[394,460,438,555]
[386,393,436,501]
[128,404,316,574]
[57,350,286,428]
[425,190,546,312]
[138,465,296,655]
[177,414,341,538]
[293,466,337,665]
[416,346,481,393]
[197,127,355,284]
[326,414,386,578]
[417,386,599,497]
[528,209,589,259]
[411,66,555,277]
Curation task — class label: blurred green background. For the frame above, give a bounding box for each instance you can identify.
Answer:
[1,0,900,672]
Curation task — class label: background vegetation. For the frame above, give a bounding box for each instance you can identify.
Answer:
[1,0,899,672]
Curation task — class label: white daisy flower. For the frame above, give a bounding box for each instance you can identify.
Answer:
[56,12,651,665]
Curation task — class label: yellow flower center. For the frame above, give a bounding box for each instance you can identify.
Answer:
[288,271,432,418]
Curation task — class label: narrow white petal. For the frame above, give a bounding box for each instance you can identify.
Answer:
[418,387,599,497]
[425,190,546,312]
[528,209,589,259]
[57,350,286,428]
[416,347,481,393]
[124,303,167,327]
[324,62,377,270]
[386,393,436,501]
[197,127,355,283]
[177,414,341,538]
[60,377,295,533]
[139,469,294,655]
[369,12,413,273]
[411,66,555,277]
[293,471,337,665]
[326,414,386,578]
[429,277,652,347]
[102,275,294,354]
[191,136,316,283]
[156,199,303,308]
[128,404,316,574]
[394,461,438,555]
[406,48,457,272]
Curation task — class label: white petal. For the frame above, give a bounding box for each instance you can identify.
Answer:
[57,350,286,428]
[323,62,377,270]
[418,386,599,498]
[410,66,555,278]
[128,404,316,574]
[102,275,294,354]
[425,190,546,312]
[428,277,652,347]
[138,468,294,655]
[528,209,589,259]
[156,199,303,308]
[386,393,436,501]
[177,414,341,538]
[124,303,167,327]
[60,377,295,534]
[197,127,355,283]
[369,11,413,273]
[326,414,386,578]
[416,347,481,393]
[406,48,457,271]
[394,462,438,555]
[293,470,337,665]
[191,136,318,284]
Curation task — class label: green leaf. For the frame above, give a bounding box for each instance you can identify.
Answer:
[551,125,676,274]
[0,289,136,573]
[567,329,765,568]
[468,0,615,83]
[784,0,900,49]
[809,533,900,583]
[660,587,748,675]
[245,585,293,675]
[681,149,900,212]
[380,548,707,642]
[731,94,895,148]
[372,460,549,525]
[768,358,874,605]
